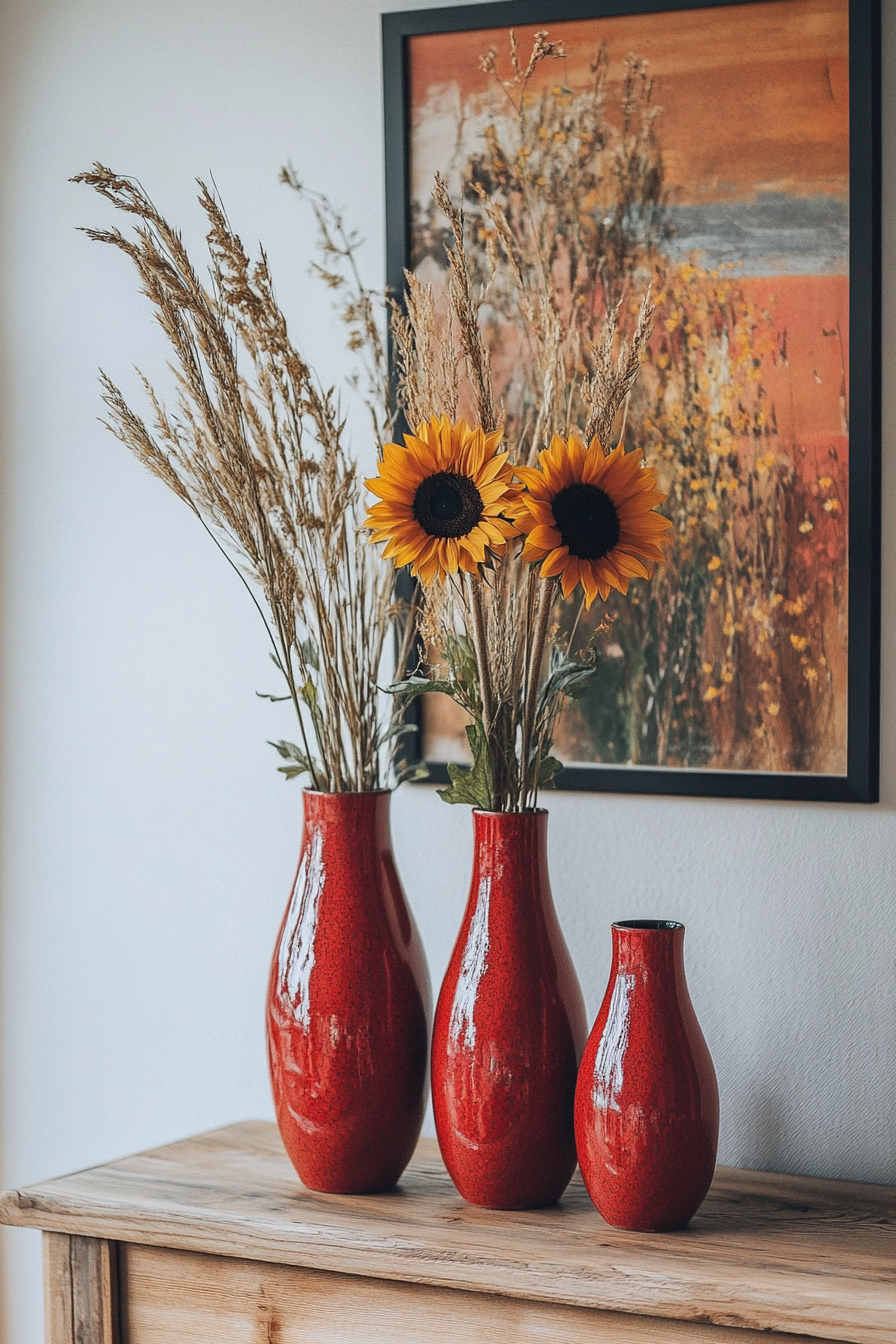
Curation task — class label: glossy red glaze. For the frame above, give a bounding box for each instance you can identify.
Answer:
[266,790,431,1194]
[575,921,719,1231]
[432,810,587,1210]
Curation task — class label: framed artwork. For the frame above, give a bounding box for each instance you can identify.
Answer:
[382,0,880,802]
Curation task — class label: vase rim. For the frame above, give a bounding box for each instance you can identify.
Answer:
[472,807,547,817]
[613,919,683,932]
[302,787,391,798]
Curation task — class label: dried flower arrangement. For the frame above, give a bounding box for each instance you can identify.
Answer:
[365,33,671,812]
[74,165,417,794]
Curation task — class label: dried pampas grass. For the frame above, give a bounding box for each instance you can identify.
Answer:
[75,163,415,793]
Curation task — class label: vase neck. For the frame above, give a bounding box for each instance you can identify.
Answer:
[302,789,393,851]
[469,810,550,914]
[610,922,685,983]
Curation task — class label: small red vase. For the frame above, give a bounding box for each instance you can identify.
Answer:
[575,920,719,1231]
[266,790,431,1194]
[432,809,587,1209]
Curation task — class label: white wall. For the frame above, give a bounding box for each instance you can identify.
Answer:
[1,0,893,1338]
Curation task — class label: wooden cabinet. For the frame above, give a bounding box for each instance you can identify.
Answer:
[2,1121,892,1343]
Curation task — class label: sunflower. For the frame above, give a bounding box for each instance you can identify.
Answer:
[364,415,521,584]
[516,434,671,608]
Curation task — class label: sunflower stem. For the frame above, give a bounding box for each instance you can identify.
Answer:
[466,573,496,791]
[565,595,585,660]
[520,576,555,809]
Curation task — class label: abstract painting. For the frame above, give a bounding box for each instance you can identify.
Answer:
[383,0,879,800]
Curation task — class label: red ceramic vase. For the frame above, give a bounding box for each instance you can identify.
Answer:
[432,809,587,1209]
[574,920,719,1231]
[266,790,431,1194]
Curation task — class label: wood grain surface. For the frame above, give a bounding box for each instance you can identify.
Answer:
[43,1233,119,1344]
[120,1243,843,1344]
[2,1121,893,1344]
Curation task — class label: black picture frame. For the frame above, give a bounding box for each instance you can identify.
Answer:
[382,0,880,803]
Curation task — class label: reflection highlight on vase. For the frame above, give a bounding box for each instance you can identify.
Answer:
[278,827,324,1031]
[448,876,490,1051]
[592,971,634,1114]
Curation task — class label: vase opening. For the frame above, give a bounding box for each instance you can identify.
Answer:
[472,806,547,817]
[614,919,682,931]
[301,787,391,797]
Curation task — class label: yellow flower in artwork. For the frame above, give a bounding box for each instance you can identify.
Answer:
[514,434,671,608]
[364,416,520,585]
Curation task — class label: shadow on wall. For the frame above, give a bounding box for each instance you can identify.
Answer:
[736,1094,786,1173]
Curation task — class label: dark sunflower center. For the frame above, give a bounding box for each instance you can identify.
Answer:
[551,482,621,560]
[413,471,483,539]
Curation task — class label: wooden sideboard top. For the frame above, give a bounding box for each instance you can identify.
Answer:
[1,1121,893,1344]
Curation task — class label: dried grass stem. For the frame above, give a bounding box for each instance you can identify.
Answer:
[76,163,400,793]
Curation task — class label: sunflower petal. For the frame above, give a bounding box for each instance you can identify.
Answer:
[515,464,548,495]
[580,565,600,608]
[526,523,563,552]
[479,480,513,505]
[559,558,579,599]
[540,546,570,578]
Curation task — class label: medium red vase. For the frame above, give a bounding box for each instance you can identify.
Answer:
[266,790,431,1194]
[432,809,587,1209]
[575,920,719,1231]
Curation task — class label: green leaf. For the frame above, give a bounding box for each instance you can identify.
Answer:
[256,690,293,702]
[388,676,457,702]
[269,739,306,761]
[268,739,317,782]
[437,722,494,808]
[437,763,483,806]
[377,721,418,747]
[565,674,594,702]
[538,656,596,714]
[443,632,479,698]
[395,761,430,785]
[537,754,563,788]
[299,637,319,672]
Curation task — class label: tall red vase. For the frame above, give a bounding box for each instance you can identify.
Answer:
[266,790,431,1194]
[432,809,587,1209]
[574,920,719,1231]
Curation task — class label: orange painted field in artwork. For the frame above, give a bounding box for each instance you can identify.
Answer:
[740,274,849,463]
